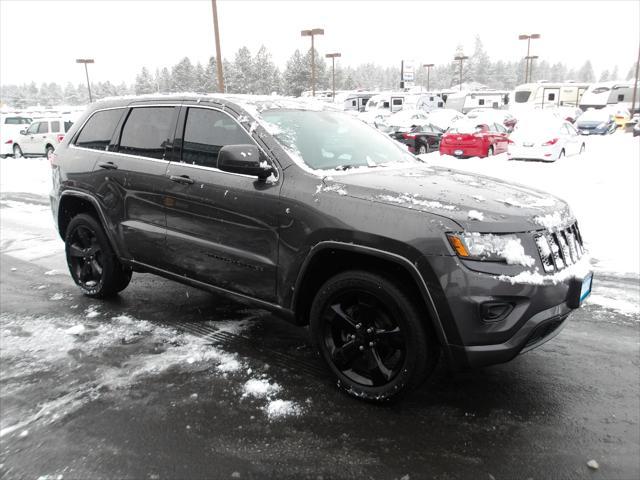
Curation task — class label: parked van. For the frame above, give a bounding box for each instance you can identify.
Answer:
[512,82,590,109]
[579,81,639,113]
[445,90,509,113]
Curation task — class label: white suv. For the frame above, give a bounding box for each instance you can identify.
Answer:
[12,117,73,158]
[0,115,32,157]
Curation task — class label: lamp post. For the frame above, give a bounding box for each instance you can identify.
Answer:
[211,0,225,92]
[423,63,434,91]
[326,52,341,102]
[526,55,539,83]
[454,55,468,91]
[301,28,324,96]
[518,33,540,83]
[75,58,94,103]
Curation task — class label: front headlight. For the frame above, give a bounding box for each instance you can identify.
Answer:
[446,232,535,267]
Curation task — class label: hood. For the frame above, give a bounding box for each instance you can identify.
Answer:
[322,164,574,233]
[577,120,606,128]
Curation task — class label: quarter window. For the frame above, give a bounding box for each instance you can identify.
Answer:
[37,122,49,134]
[119,107,176,159]
[51,121,60,133]
[181,108,253,168]
[75,108,125,151]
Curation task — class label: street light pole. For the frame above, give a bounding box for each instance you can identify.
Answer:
[326,53,341,102]
[301,28,324,96]
[75,59,94,103]
[518,34,540,83]
[454,55,468,91]
[526,55,539,83]
[423,63,434,91]
[211,0,225,92]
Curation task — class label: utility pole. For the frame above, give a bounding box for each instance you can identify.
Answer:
[631,43,640,115]
[526,55,539,83]
[454,55,468,91]
[423,63,434,91]
[75,59,94,103]
[301,28,324,96]
[518,33,540,83]
[211,0,225,92]
[325,53,341,102]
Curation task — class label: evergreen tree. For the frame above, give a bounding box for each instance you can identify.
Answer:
[283,49,308,96]
[253,46,279,94]
[135,67,156,95]
[157,67,172,93]
[171,57,195,92]
[63,83,79,105]
[599,69,610,82]
[577,61,595,82]
[203,57,218,93]
[469,35,491,85]
[610,65,619,81]
[228,46,254,93]
[626,64,635,80]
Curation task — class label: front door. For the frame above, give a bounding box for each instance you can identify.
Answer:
[20,121,41,154]
[164,106,281,302]
[542,88,560,108]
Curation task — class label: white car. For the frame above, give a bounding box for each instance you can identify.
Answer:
[508,120,585,162]
[12,117,73,158]
[466,108,517,131]
[0,115,32,157]
[425,108,465,130]
[375,109,430,133]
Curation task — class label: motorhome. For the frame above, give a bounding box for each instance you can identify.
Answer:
[512,82,590,109]
[445,90,509,113]
[403,93,445,112]
[364,92,407,114]
[337,91,377,112]
[579,81,639,113]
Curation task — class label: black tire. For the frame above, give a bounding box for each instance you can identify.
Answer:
[417,144,428,155]
[310,270,439,402]
[13,144,23,158]
[65,213,132,298]
[45,145,54,160]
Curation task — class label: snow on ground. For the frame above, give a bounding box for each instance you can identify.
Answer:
[420,133,640,318]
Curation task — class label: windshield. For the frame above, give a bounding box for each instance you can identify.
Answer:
[261,109,416,171]
[579,110,609,122]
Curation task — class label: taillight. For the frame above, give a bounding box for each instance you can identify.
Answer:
[56,134,65,143]
[402,133,416,139]
[542,138,559,146]
[4,139,13,145]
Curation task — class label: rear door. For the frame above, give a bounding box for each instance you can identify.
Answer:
[103,104,179,266]
[542,88,560,107]
[164,105,281,302]
[390,97,404,113]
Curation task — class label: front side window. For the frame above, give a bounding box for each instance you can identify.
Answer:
[37,122,49,134]
[515,91,531,103]
[26,122,39,134]
[75,108,124,150]
[181,108,252,168]
[119,107,175,159]
[261,109,415,171]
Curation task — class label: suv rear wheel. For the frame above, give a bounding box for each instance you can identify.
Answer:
[65,214,132,297]
[310,270,438,402]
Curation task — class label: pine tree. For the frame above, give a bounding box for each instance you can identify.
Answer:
[157,67,172,93]
[610,65,619,81]
[253,46,279,94]
[135,67,156,95]
[203,57,218,93]
[171,57,195,92]
[63,83,79,105]
[283,49,308,96]
[228,47,254,93]
[577,61,595,82]
[469,36,490,85]
[599,69,610,82]
[626,64,635,80]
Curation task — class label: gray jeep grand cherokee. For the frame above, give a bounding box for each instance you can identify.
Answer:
[50,95,593,402]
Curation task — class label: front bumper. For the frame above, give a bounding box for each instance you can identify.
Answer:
[423,255,591,370]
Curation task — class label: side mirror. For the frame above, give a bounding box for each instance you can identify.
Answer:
[20,129,26,135]
[217,144,272,179]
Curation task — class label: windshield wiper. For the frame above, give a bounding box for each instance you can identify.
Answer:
[334,164,376,171]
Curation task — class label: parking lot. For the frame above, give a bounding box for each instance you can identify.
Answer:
[1,132,638,480]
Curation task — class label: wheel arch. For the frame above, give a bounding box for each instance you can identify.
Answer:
[57,191,123,257]
[291,241,449,350]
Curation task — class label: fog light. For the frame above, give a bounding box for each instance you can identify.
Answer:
[480,302,513,322]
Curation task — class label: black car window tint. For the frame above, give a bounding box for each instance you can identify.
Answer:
[119,107,175,159]
[182,108,253,168]
[75,109,125,151]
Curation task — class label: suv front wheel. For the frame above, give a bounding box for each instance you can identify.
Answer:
[310,270,439,402]
[65,214,132,297]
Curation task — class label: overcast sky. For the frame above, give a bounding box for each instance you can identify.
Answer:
[1,0,638,86]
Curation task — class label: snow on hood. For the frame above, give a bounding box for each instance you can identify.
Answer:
[319,164,574,233]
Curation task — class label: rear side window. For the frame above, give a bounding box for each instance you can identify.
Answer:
[51,121,60,133]
[181,108,252,168]
[64,121,73,132]
[75,108,124,151]
[4,117,29,125]
[38,122,49,134]
[119,107,176,159]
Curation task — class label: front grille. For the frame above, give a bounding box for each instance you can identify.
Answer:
[534,223,585,272]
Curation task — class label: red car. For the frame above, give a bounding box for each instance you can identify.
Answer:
[439,122,510,158]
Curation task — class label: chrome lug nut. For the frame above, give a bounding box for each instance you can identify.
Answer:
[368,341,374,347]
[356,323,362,329]
[358,345,365,351]
[366,328,373,334]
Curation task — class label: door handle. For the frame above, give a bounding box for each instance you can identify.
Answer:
[169,175,194,185]
[98,162,118,170]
